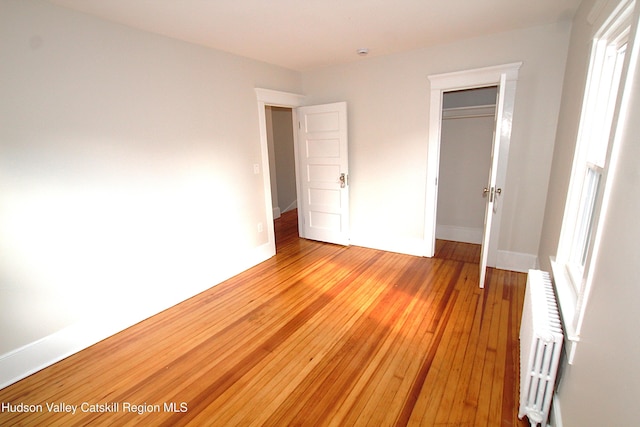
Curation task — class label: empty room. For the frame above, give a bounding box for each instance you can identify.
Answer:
[1,0,639,426]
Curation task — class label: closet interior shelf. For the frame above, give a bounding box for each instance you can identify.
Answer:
[442,104,496,120]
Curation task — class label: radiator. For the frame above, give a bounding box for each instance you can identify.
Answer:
[518,270,563,427]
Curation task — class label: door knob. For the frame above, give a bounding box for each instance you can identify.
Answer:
[483,187,497,202]
[339,173,347,188]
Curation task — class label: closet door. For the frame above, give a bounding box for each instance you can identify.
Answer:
[479,74,506,288]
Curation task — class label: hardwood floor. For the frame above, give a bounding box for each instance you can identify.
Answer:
[434,238,481,264]
[0,210,528,426]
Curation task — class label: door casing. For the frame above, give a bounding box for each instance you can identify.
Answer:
[424,63,522,270]
[255,88,305,257]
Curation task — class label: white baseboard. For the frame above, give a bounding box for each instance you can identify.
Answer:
[0,313,146,391]
[435,225,483,244]
[0,242,275,390]
[496,249,539,273]
[434,225,538,273]
[350,234,426,257]
[274,200,297,219]
[352,229,537,272]
[282,199,297,213]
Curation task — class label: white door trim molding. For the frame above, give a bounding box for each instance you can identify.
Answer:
[424,62,522,258]
[255,88,306,255]
[256,88,306,107]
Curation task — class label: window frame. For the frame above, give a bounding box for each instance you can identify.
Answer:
[552,0,637,364]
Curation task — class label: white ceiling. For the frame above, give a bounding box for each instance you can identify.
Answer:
[47,0,582,71]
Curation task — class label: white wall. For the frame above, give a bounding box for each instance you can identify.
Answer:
[538,3,594,271]
[0,0,301,386]
[300,21,572,260]
[540,0,640,425]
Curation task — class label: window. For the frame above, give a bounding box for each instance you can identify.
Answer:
[564,34,627,290]
[553,0,636,363]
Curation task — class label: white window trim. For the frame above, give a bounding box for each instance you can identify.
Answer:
[552,0,638,364]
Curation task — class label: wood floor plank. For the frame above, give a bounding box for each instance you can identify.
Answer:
[261,256,441,426]
[458,267,496,426]
[204,252,413,427]
[436,265,484,425]
[339,260,450,426]
[0,210,529,426]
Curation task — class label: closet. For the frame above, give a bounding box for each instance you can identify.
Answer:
[436,86,497,245]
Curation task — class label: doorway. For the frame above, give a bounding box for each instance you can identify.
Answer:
[265,106,297,221]
[255,89,351,255]
[265,106,298,246]
[255,89,306,257]
[424,62,522,287]
[436,86,497,261]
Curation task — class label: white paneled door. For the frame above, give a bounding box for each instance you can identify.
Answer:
[296,102,350,246]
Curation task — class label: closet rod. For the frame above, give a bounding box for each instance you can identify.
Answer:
[442,113,495,120]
